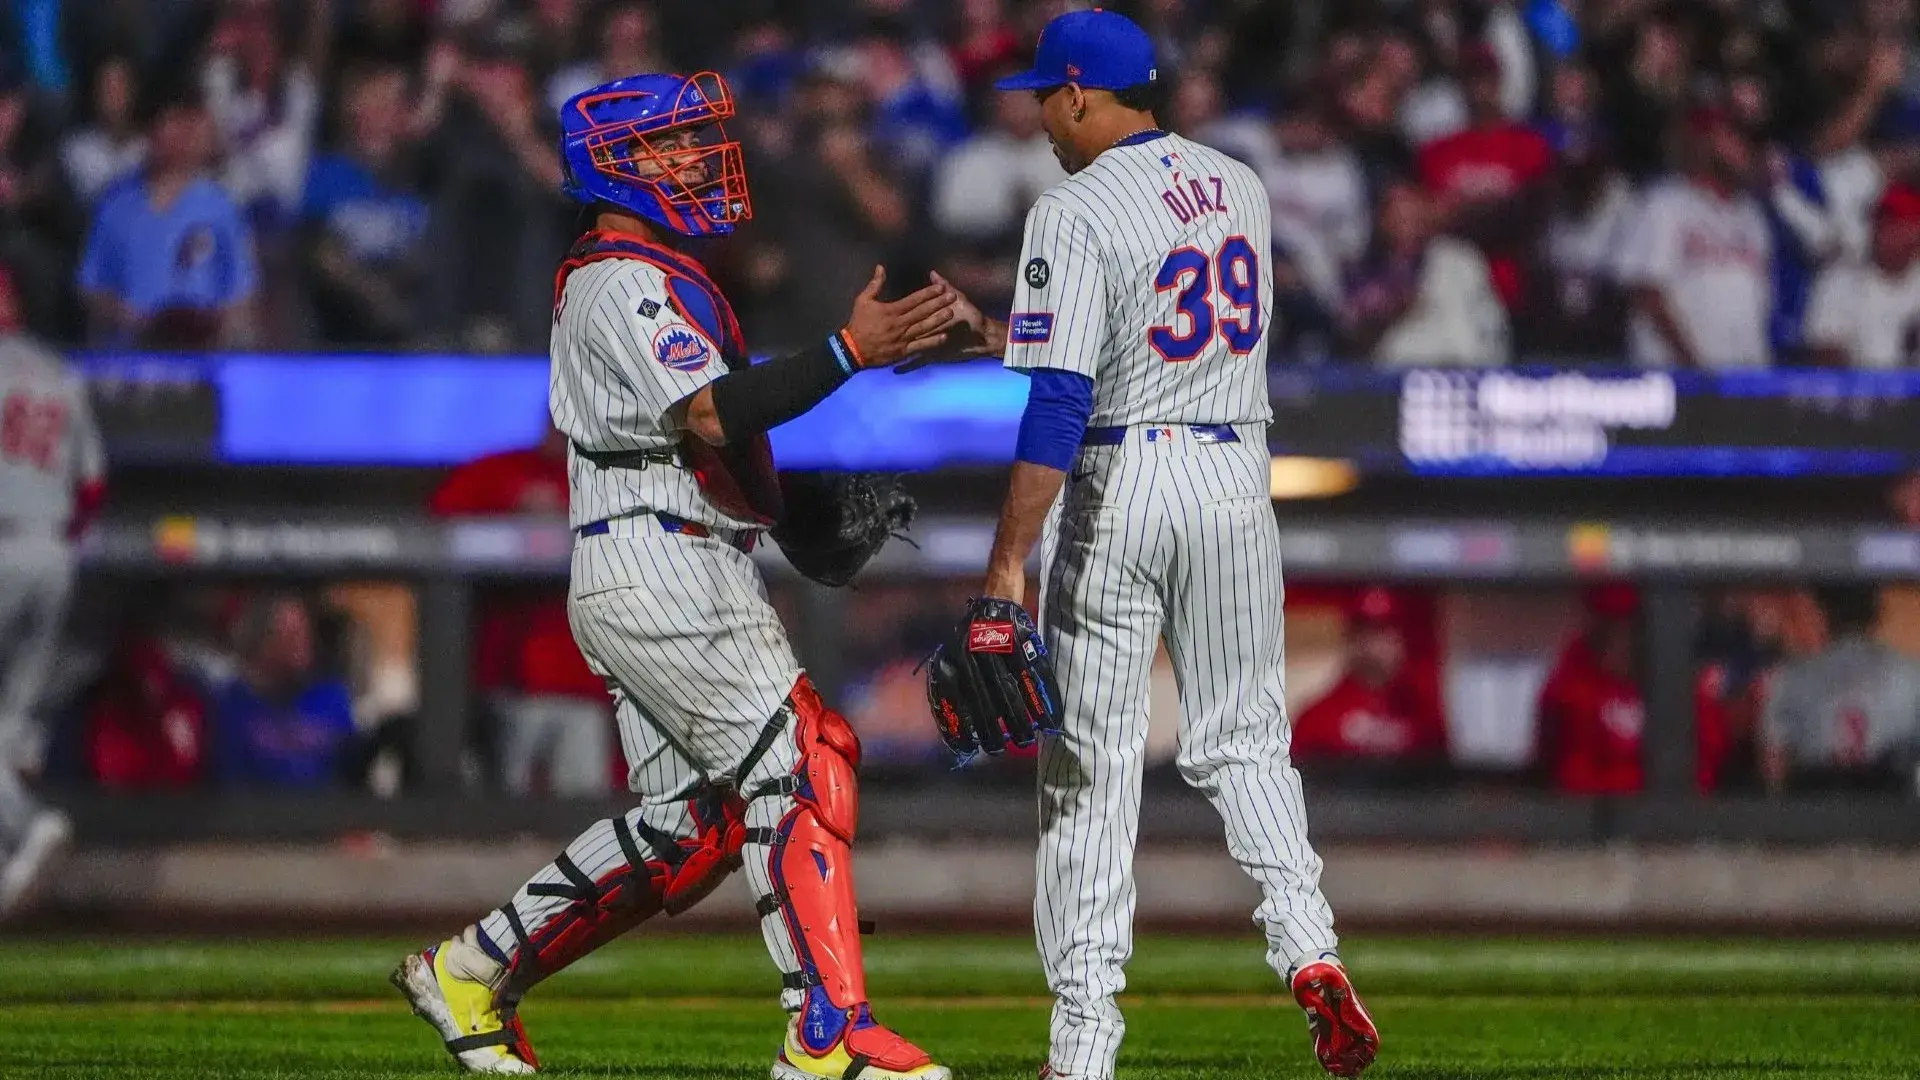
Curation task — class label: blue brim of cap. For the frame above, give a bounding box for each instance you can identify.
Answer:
[995,69,1063,91]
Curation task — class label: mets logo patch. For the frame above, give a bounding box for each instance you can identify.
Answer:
[967,620,1017,654]
[652,325,714,372]
[1008,312,1054,344]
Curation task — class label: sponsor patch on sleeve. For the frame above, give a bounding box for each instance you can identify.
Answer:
[651,324,715,373]
[1008,312,1055,344]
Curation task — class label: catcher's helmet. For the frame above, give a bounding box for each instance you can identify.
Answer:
[558,71,751,237]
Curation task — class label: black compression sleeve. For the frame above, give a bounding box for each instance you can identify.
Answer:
[708,331,858,441]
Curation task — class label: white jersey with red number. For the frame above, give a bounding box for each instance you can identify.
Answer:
[1003,132,1273,425]
[1612,177,1773,369]
[0,333,104,535]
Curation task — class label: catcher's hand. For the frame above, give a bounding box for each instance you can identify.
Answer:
[925,596,1064,760]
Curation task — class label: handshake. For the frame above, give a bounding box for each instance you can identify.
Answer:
[837,266,1009,372]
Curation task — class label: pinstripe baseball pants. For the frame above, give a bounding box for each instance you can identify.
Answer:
[1035,427,1338,1078]
[478,524,815,1002]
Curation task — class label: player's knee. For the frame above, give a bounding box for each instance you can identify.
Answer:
[741,675,861,843]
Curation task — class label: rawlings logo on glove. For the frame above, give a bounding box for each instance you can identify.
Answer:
[925,597,1064,760]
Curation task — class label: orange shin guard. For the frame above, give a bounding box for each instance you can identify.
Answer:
[754,676,871,1009]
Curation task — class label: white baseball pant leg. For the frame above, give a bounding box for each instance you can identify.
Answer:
[0,536,73,845]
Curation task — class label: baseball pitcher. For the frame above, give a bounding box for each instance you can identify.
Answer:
[392,72,957,1080]
[923,11,1378,1078]
[0,328,103,920]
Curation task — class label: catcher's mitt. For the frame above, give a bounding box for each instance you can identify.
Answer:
[770,471,915,588]
[925,597,1064,759]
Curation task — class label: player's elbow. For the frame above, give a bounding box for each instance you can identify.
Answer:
[679,388,729,446]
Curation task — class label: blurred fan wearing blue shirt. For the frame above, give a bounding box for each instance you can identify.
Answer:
[300,65,428,346]
[212,594,355,789]
[76,88,256,348]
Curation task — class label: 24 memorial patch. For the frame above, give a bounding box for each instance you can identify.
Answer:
[1025,257,1051,290]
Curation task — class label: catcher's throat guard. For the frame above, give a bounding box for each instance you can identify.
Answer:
[559,71,751,237]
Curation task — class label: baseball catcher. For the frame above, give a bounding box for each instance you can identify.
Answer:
[390,71,955,1080]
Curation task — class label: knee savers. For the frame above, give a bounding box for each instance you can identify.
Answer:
[753,675,870,1009]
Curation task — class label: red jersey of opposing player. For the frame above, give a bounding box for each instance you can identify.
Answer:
[428,432,601,699]
[1292,587,1449,760]
[1534,585,1729,793]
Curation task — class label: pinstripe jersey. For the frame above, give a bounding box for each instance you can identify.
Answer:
[1004,132,1273,426]
[550,255,762,532]
[0,334,104,533]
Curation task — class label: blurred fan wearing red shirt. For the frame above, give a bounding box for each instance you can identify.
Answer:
[83,635,208,789]
[1533,585,1729,794]
[429,429,615,796]
[1292,587,1449,766]
[1417,43,1552,310]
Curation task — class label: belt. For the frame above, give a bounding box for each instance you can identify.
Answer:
[576,510,759,554]
[1081,423,1241,446]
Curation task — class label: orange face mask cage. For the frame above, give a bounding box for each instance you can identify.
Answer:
[573,71,753,234]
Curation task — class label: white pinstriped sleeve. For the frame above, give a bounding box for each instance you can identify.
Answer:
[588,262,727,432]
[1004,196,1107,378]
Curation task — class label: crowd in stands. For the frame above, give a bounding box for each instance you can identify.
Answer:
[0,0,1911,364]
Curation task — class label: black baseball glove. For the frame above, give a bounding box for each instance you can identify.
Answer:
[770,471,915,588]
[925,597,1064,759]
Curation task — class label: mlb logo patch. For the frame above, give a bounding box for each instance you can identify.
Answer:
[968,621,1016,654]
[652,325,713,372]
[1144,427,1176,442]
[1009,312,1054,344]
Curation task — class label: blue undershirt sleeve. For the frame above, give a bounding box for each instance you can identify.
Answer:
[1013,368,1095,471]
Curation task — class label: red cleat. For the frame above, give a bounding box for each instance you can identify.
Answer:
[1291,960,1379,1077]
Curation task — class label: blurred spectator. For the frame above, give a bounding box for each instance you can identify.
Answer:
[948,0,1021,90]
[1291,588,1449,776]
[1525,117,1631,358]
[299,63,428,347]
[1342,178,1509,367]
[930,78,1062,313]
[1171,68,1274,170]
[78,87,257,349]
[739,71,912,348]
[202,0,329,226]
[1613,108,1772,369]
[81,634,207,790]
[334,0,432,73]
[1392,26,1467,149]
[430,429,612,797]
[211,594,355,789]
[821,16,968,174]
[1534,585,1730,795]
[1761,586,1920,795]
[1590,11,1690,180]
[1417,42,1552,310]
[61,55,147,206]
[0,61,82,342]
[419,32,570,353]
[1804,184,1920,368]
[546,1,666,115]
[1265,89,1369,361]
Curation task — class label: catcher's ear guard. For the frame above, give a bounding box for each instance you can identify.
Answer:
[924,597,1064,761]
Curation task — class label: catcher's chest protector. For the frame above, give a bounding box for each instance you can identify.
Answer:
[554,229,783,524]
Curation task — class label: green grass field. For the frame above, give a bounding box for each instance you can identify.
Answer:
[1,933,1917,1079]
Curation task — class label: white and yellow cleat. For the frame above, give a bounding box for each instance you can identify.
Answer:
[390,940,538,1075]
[771,990,950,1080]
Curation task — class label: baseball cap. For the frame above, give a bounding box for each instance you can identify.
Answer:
[1348,587,1402,628]
[995,9,1158,93]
